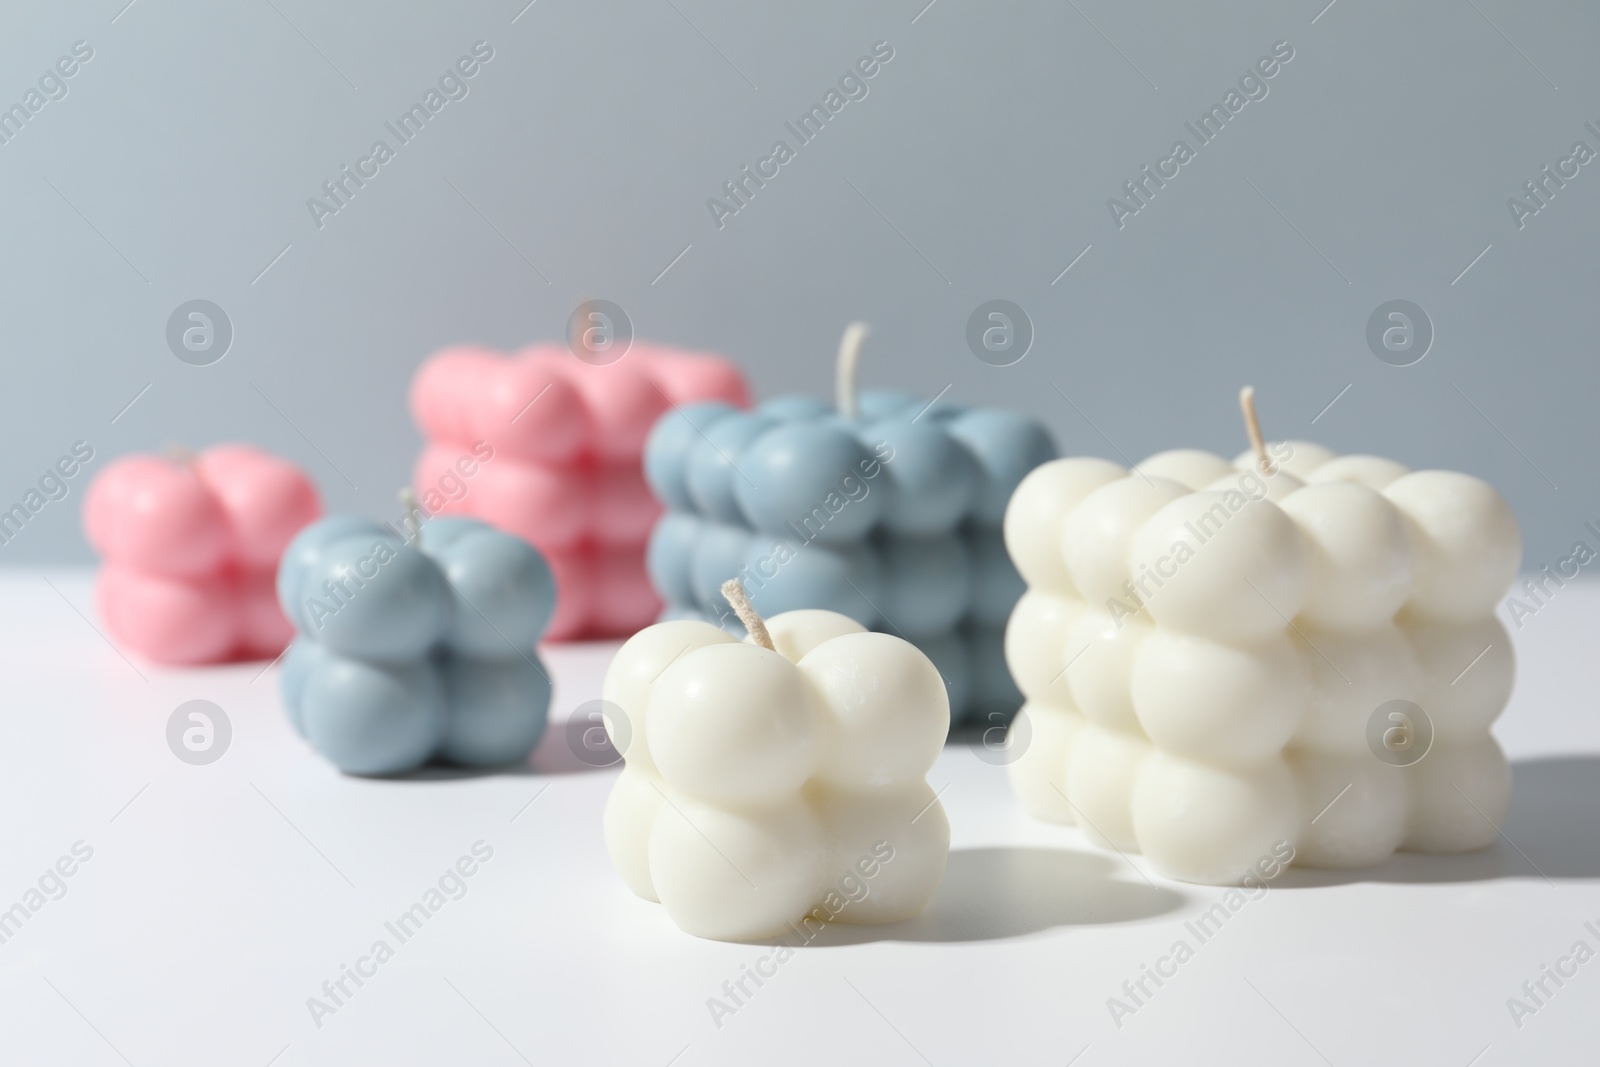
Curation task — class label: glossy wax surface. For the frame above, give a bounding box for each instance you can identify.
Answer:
[602,609,951,941]
[84,444,320,664]
[643,389,1057,725]
[1004,441,1521,884]
[278,514,556,775]
[410,342,749,641]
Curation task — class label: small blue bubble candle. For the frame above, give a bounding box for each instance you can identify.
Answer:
[277,509,555,775]
[643,324,1057,722]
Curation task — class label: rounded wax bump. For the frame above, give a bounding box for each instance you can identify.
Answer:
[644,402,737,512]
[1290,751,1408,869]
[1006,434,1517,882]
[280,514,555,774]
[1132,753,1300,885]
[1061,475,1189,605]
[604,607,950,940]
[87,445,322,664]
[470,460,589,552]
[1280,482,1412,630]
[1007,702,1084,824]
[1384,470,1521,622]
[1005,590,1085,701]
[648,800,826,941]
[741,538,882,625]
[685,412,776,524]
[1131,629,1306,765]
[413,340,749,639]
[646,342,1058,723]
[1004,458,1125,593]
[1293,622,1421,755]
[859,419,977,536]
[878,533,972,636]
[1404,615,1514,741]
[1128,491,1308,642]
[299,657,447,776]
[648,643,817,804]
[1403,738,1511,853]
[194,445,320,571]
[1306,454,1410,489]
[800,631,949,791]
[946,409,1057,525]
[734,423,887,542]
[1066,724,1150,852]
[1134,449,1234,491]
[761,609,867,662]
[95,565,238,665]
[1064,608,1151,733]
[86,455,229,577]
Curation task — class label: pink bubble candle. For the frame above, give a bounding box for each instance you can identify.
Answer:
[410,342,748,640]
[84,445,321,664]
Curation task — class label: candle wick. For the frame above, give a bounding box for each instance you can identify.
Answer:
[834,322,871,420]
[720,578,776,652]
[396,487,423,543]
[163,443,195,465]
[1238,385,1275,475]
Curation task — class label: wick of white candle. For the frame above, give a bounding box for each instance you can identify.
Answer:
[720,578,775,652]
[834,322,871,420]
[1238,386,1275,475]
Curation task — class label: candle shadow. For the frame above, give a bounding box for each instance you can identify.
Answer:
[351,724,624,780]
[805,846,1185,946]
[1270,754,1600,887]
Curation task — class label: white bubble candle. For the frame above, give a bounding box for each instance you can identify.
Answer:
[1003,388,1521,884]
[602,580,950,940]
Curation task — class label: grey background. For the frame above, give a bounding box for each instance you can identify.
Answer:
[1,0,1594,570]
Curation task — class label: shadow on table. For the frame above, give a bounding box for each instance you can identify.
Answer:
[1275,754,1600,887]
[810,846,1184,946]
[350,727,621,780]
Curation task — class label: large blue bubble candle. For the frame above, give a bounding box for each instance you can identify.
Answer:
[276,508,555,775]
[643,324,1057,723]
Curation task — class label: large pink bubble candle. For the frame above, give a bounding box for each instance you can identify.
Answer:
[84,445,321,664]
[409,341,748,641]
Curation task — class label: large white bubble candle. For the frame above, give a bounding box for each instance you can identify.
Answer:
[602,580,951,940]
[1003,388,1520,884]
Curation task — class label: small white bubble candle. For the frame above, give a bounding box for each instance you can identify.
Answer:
[602,581,951,940]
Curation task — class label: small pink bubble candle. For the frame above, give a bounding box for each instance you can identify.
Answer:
[409,342,748,641]
[84,445,321,664]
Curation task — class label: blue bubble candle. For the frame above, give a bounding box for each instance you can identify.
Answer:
[643,324,1057,722]
[277,507,555,775]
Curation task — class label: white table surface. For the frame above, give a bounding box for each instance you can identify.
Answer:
[2,568,1596,1067]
